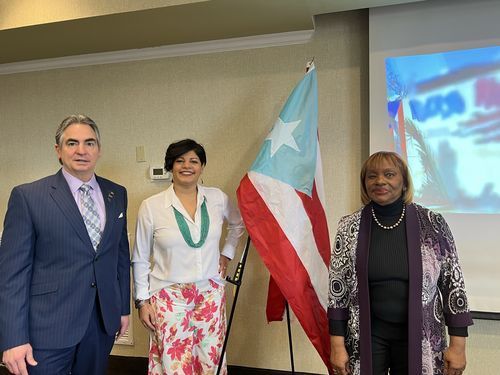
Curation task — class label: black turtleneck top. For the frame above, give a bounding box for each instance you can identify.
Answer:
[369,198,408,324]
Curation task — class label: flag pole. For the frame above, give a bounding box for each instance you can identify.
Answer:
[216,236,251,375]
[284,57,314,374]
[285,302,295,374]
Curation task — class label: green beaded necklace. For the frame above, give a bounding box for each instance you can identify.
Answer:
[173,199,210,248]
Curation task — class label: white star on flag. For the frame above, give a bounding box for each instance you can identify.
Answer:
[265,117,301,157]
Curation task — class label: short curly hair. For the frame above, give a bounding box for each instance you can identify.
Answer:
[164,139,206,172]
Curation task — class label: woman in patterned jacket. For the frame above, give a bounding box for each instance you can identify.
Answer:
[328,151,473,375]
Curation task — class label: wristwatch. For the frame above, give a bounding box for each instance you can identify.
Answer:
[134,299,149,309]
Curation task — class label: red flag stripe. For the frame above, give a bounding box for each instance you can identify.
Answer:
[248,171,329,308]
[237,174,331,369]
[266,276,287,322]
[296,182,331,266]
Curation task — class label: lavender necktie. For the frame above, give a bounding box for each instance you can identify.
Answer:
[79,184,102,250]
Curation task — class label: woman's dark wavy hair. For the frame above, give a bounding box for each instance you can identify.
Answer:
[164,139,206,172]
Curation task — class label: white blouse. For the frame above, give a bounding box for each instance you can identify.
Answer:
[132,184,245,300]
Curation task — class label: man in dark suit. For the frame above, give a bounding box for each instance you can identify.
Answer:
[0,115,130,375]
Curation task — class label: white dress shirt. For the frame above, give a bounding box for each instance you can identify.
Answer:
[132,184,245,300]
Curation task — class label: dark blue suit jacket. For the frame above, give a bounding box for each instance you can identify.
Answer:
[0,170,131,352]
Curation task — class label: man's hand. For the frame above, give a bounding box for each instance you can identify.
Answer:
[2,343,37,375]
[116,315,130,340]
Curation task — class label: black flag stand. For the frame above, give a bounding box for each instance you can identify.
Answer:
[216,236,251,375]
[216,236,297,374]
[285,302,295,374]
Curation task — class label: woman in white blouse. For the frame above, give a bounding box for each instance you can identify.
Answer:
[132,139,244,375]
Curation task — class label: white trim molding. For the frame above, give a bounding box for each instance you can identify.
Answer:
[0,29,314,75]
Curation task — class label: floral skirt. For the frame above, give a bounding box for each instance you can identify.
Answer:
[148,279,227,375]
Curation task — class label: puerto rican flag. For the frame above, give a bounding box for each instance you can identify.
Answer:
[237,63,332,372]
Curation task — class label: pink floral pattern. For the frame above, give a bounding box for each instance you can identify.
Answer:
[148,280,227,375]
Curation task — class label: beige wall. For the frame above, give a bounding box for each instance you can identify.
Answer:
[0,10,498,374]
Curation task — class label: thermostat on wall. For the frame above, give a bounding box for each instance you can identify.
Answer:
[149,166,170,180]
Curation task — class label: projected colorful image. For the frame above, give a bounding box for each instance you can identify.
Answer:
[385,46,500,213]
